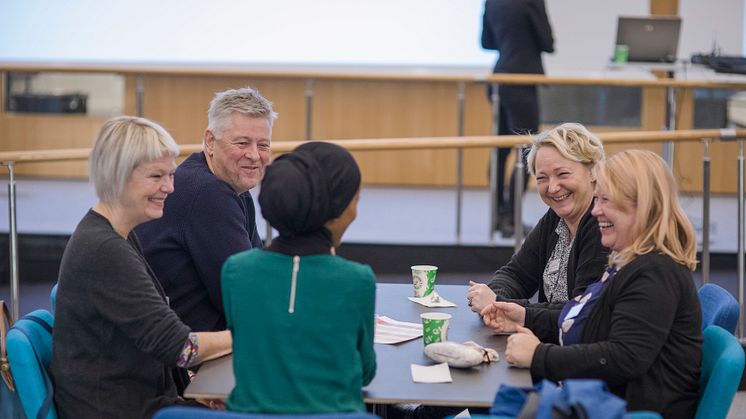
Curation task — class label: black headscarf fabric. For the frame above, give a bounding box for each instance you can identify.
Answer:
[259,141,361,239]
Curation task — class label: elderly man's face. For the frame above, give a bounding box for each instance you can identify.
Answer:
[205,114,271,194]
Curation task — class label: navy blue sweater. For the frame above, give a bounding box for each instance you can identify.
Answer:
[137,152,262,332]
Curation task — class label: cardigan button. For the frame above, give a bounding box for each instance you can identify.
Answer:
[600,358,607,365]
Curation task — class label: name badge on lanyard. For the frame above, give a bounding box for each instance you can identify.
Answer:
[547,258,560,274]
[565,301,584,320]
[566,291,593,321]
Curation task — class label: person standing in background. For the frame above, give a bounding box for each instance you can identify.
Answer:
[482,0,554,237]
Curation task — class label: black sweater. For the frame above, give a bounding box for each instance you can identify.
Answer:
[526,253,702,418]
[488,205,609,304]
[51,210,191,419]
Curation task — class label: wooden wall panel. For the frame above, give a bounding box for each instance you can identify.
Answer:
[126,75,308,145]
[708,142,743,194]
[123,74,138,115]
[310,80,495,187]
[1,69,741,194]
[0,73,5,114]
[670,87,702,191]
[651,0,678,15]
[462,82,495,188]
[665,86,744,195]
[0,114,102,176]
[596,86,666,186]
[313,79,460,186]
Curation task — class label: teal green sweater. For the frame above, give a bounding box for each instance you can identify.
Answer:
[222,249,377,413]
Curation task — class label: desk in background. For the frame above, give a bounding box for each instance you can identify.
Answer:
[185,284,530,407]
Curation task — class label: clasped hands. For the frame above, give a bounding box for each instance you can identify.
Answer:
[479,300,539,368]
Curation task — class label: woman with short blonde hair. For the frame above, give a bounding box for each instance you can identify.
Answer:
[89,116,179,203]
[526,122,605,176]
[52,116,232,418]
[468,122,608,312]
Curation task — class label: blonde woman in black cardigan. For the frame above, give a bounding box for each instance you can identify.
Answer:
[468,123,608,312]
[482,150,701,418]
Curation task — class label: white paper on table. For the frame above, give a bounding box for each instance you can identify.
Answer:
[411,362,453,383]
[407,291,457,307]
[374,315,423,344]
[453,409,471,418]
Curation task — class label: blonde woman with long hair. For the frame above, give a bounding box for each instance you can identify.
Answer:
[482,150,701,417]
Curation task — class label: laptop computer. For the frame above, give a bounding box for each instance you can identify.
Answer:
[614,16,682,63]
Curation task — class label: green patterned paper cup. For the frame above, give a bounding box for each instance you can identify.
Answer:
[411,265,438,298]
[421,312,451,346]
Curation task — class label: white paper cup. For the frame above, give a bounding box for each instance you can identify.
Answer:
[411,265,438,298]
[421,312,451,346]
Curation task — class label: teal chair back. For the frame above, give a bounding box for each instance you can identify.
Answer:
[698,284,739,334]
[6,309,57,419]
[154,407,380,419]
[696,325,745,419]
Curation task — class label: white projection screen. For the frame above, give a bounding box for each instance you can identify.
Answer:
[0,0,742,73]
[0,0,493,67]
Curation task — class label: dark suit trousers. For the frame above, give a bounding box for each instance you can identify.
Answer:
[493,84,539,222]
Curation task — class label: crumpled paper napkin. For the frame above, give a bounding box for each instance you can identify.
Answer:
[408,291,456,307]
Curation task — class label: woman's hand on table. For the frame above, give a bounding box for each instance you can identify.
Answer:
[467,281,497,313]
[197,399,226,410]
[505,325,539,368]
[480,301,525,332]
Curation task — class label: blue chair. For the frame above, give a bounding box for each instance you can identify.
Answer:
[50,284,58,315]
[6,309,56,419]
[154,407,380,419]
[695,325,745,419]
[624,412,661,419]
[698,284,739,334]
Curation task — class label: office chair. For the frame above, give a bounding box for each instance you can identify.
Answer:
[154,407,380,419]
[698,284,739,334]
[695,325,745,419]
[6,309,57,419]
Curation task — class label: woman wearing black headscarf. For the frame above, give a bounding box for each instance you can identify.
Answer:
[221,141,377,414]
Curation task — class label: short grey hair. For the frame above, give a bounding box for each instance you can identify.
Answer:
[207,86,278,137]
[89,116,179,203]
[526,122,605,176]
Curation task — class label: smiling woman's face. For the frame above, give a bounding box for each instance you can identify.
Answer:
[534,145,595,231]
[118,156,177,227]
[591,183,637,252]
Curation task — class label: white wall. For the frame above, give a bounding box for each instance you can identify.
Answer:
[679,0,744,58]
[0,0,743,74]
[544,0,648,73]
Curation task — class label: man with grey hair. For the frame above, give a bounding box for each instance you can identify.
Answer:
[137,86,277,332]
